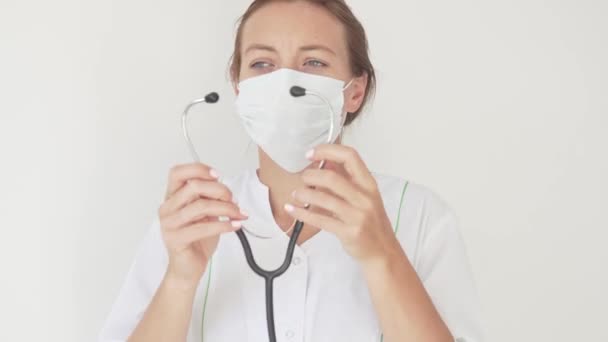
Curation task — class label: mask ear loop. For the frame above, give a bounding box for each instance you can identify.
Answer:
[338,78,354,137]
[334,78,354,144]
[343,78,355,91]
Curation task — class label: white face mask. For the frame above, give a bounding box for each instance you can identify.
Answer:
[235,68,353,173]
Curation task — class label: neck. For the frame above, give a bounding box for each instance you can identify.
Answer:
[255,134,347,232]
[257,150,306,230]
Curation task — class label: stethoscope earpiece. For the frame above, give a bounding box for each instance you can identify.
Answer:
[289,86,307,97]
[204,92,220,103]
[181,92,221,163]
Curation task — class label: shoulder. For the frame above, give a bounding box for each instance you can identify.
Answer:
[371,171,460,268]
[372,172,483,340]
[371,171,456,227]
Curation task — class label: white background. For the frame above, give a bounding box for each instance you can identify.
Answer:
[1,0,606,341]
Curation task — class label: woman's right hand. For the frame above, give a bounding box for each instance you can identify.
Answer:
[158,163,247,287]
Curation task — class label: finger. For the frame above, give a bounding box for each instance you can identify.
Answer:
[162,179,236,216]
[165,163,220,200]
[284,202,347,238]
[164,198,246,230]
[291,187,351,220]
[170,221,239,247]
[307,145,376,192]
[300,169,367,205]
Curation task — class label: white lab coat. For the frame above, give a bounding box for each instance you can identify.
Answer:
[99,168,484,341]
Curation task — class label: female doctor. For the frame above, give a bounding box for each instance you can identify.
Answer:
[100,0,483,341]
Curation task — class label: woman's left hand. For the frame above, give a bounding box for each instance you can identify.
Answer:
[284,144,401,266]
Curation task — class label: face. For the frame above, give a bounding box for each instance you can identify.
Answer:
[236,1,368,115]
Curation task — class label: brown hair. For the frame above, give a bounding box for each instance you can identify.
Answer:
[229,0,376,126]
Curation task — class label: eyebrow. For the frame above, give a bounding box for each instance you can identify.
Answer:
[244,43,337,56]
[244,44,277,55]
[300,44,336,56]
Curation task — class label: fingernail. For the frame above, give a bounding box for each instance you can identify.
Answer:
[232,196,238,204]
[284,203,295,212]
[240,209,248,217]
[231,221,242,228]
[305,149,314,160]
[209,169,219,179]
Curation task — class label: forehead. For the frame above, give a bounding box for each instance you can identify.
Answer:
[241,1,347,53]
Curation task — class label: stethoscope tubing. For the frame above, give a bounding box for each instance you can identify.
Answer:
[181,86,342,342]
[235,220,304,342]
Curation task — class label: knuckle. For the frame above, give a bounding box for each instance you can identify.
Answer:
[159,218,170,232]
[300,188,313,202]
[192,199,208,214]
[219,186,232,200]
[221,222,234,233]
[177,206,188,222]
[195,162,210,172]
[302,169,316,181]
[319,191,332,204]
[322,170,336,183]
[345,226,357,240]
[190,179,206,194]
[353,210,366,223]
[169,164,181,177]
[206,222,224,235]
[231,205,243,217]
[346,146,357,157]
[194,163,212,178]
[213,202,230,217]
[360,198,374,211]
[202,181,227,199]
[189,222,205,236]
[369,178,379,192]
[163,231,177,247]
[157,204,166,218]
[351,225,364,240]
[328,199,340,212]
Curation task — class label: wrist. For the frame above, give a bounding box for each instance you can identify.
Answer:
[164,267,204,294]
[361,242,408,278]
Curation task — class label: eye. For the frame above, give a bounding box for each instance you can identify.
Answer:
[304,59,328,68]
[250,61,274,69]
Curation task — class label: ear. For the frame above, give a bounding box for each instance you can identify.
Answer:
[231,68,240,95]
[344,72,368,114]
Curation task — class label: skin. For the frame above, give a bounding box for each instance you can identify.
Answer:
[128,2,453,342]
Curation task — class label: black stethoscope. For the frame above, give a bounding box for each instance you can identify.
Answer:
[181,85,339,342]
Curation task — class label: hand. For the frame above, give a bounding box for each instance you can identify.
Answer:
[284,145,400,266]
[158,163,248,286]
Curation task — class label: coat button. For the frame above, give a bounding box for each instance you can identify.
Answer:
[292,257,301,266]
[285,330,295,339]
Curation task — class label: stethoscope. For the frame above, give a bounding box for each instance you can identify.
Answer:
[181,85,340,342]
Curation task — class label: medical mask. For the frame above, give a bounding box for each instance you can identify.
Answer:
[235,68,353,173]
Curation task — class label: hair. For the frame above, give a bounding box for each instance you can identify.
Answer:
[228,0,376,126]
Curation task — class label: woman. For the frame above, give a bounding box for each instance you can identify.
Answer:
[100,1,483,341]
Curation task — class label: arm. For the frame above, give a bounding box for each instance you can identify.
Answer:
[286,145,482,341]
[127,270,202,342]
[362,243,452,342]
[365,190,483,342]
[100,164,245,342]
